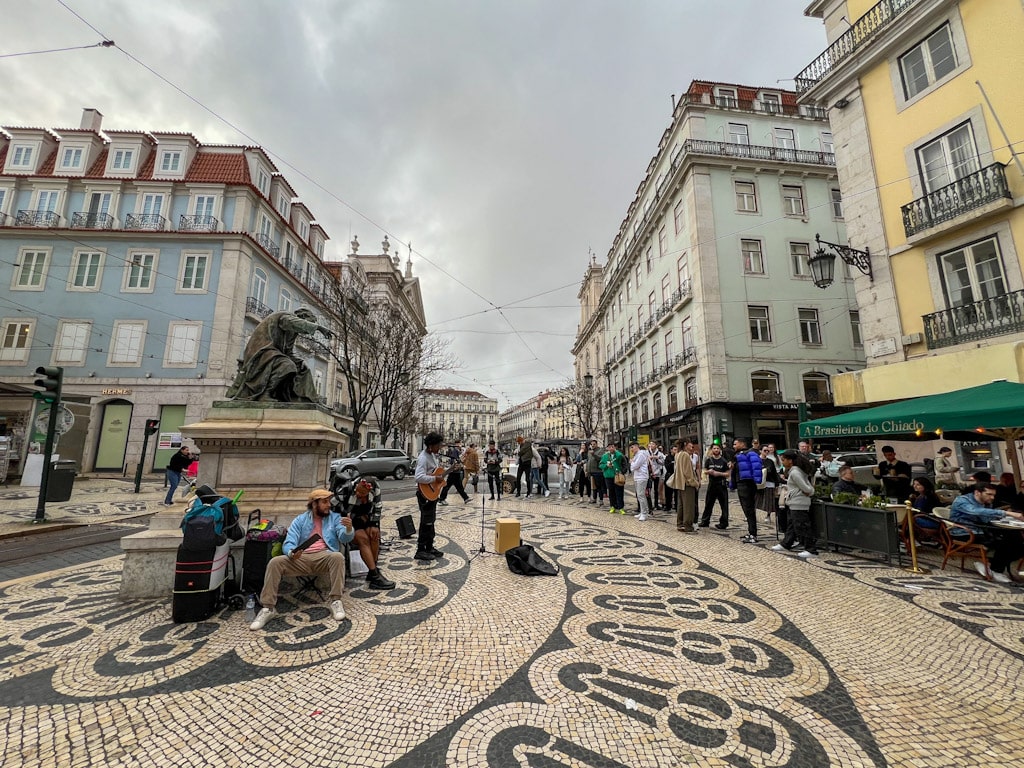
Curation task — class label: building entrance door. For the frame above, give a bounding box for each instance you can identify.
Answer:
[94,401,133,471]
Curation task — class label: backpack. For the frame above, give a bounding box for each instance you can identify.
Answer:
[180,496,241,551]
[505,543,559,576]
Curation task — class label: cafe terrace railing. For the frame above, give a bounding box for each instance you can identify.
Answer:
[901,163,1011,238]
[922,289,1024,349]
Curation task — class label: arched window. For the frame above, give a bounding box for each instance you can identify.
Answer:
[802,373,831,403]
[751,370,781,401]
[279,287,293,312]
[667,385,678,413]
[631,403,639,425]
[641,399,650,421]
[653,393,663,418]
[251,268,268,306]
[685,377,698,406]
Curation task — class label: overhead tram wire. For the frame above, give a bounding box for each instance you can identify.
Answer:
[0,40,114,59]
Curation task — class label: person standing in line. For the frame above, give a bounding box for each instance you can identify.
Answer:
[575,443,591,502]
[483,440,504,501]
[798,440,821,480]
[669,438,700,533]
[438,440,470,506]
[164,445,192,506]
[647,442,666,511]
[629,442,651,522]
[587,441,605,505]
[600,442,627,514]
[700,443,731,528]
[538,446,552,497]
[413,432,447,562]
[757,444,780,520]
[770,450,818,557]
[731,436,763,543]
[461,442,481,496]
[514,436,533,498]
[663,444,677,514]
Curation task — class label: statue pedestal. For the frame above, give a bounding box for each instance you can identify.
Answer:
[119,402,344,599]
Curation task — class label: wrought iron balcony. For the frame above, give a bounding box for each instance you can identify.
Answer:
[901,163,1011,238]
[796,0,921,92]
[179,214,219,232]
[125,213,166,230]
[245,296,272,319]
[252,232,280,258]
[280,254,303,279]
[923,289,1024,350]
[753,390,784,403]
[15,209,60,227]
[683,139,834,167]
[684,398,698,411]
[71,212,114,229]
[804,391,834,404]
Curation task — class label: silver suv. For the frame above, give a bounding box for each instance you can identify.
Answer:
[330,448,413,481]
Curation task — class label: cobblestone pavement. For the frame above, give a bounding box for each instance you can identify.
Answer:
[1,495,1023,767]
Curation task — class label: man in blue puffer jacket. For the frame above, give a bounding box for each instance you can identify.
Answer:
[731,437,763,543]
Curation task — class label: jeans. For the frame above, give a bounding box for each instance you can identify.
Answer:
[416,490,437,553]
[439,471,468,502]
[164,469,181,505]
[515,463,531,495]
[558,474,568,497]
[781,505,816,552]
[701,483,729,526]
[736,480,758,536]
[487,472,502,498]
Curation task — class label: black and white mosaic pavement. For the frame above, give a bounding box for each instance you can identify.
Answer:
[1,498,1022,767]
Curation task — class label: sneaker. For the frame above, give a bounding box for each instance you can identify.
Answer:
[162,502,175,507]
[249,607,275,631]
[414,550,436,562]
[636,515,648,522]
[462,496,471,504]
[698,523,710,528]
[974,561,990,579]
[797,550,815,559]
[633,512,644,519]
[330,600,347,621]
[992,570,1011,584]
[544,490,551,497]
[740,534,757,544]
[438,499,449,506]
[714,523,728,530]
[429,547,445,557]
[617,509,627,515]
[609,507,617,515]
[489,495,495,500]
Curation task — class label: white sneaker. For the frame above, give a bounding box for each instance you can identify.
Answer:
[330,600,347,621]
[769,544,787,552]
[797,550,815,559]
[633,512,643,519]
[636,515,648,522]
[992,570,1011,584]
[544,490,550,497]
[249,607,275,631]
[974,561,992,580]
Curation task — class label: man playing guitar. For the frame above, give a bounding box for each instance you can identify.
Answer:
[414,432,450,562]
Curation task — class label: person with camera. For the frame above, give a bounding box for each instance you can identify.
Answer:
[336,476,396,590]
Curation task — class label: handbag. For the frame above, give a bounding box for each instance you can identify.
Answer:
[777,486,790,507]
[614,472,626,486]
[756,466,768,490]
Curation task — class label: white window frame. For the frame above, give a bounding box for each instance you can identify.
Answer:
[164,321,202,367]
[820,131,834,154]
[790,242,811,277]
[916,122,979,194]
[850,311,862,347]
[68,250,105,291]
[749,305,771,343]
[751,370,781,398]
[86,191,112,218]
[890,16,971,111]
[194,194,217,218]
[798,308,823,346]
[938,235,1007,308]
[735,180,758,212]
[715,86,738,108]
[658,225,666,258]
[0,318,34,364]
[257,169,270,195]
[140,193,164,216]
[279,287,294,312]
[110,148,134,171]
[160,150,182,173]
[782,185,805,216]
[60,146,84,170]
[728,123,750,145]
[53,320,92,366]
[0,187,8,215]
[178,252,211,293]
[899,23,958,100]
[11,248,51,290]
[35,189,61,213]
[251,268,268,306]
[677,252,690,289]
[774,128,796,150]
[122,250,158,293]
[108,320,147,366]
[9,145,35,169]
[759,92,782,113]
[673,199,684,233]
[741,239,765,275]
[830,188,844,219]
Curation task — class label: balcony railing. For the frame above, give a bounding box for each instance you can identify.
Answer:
[245,296,272,319]
[753,390,784,403]
[71,212,115,229]
[15,209,60,227]
[795,0,921,92]
[683,139,834,167]
[901,163,1011,238]
[280,254,303,279]
[252,232,280,259]
[804,391,834,404]
[0,212,8,226]
[179,214,219,232]
[923,289,1024,350]
[125,213,166,230]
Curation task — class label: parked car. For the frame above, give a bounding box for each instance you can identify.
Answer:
[330,448,413,481]
[826,451,932,490]
[502,443,585,496]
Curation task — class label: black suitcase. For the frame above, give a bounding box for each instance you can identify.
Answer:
[242,538,276,595]
[172,541,231,623]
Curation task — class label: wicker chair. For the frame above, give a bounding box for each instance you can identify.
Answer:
[939,521,990,578]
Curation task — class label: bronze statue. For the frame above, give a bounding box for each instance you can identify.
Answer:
[227,308,332,403]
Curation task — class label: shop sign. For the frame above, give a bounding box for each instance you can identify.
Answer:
[102,388,133,395]
[157,432,183,450]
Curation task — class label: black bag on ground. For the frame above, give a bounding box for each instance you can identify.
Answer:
[172,540,231,623]
[505,544,559,576]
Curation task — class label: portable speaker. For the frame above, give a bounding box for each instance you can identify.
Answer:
[396,515,416,539]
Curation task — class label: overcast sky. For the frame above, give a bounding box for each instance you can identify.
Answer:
[1,0,828,409]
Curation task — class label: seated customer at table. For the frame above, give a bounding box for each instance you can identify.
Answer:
[949,483,1024,583]
[831,466,866,497]
[908,476,942,533]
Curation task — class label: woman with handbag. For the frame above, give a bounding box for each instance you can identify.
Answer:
[599,442,627,515]
[771,450,818,557]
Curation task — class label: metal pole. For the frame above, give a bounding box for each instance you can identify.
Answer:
[33,403,61,524]
[134,431,152,494]
[901,500,929,574]
[976,80,1024,177]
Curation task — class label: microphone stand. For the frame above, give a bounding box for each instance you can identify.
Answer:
[469,491,498,562]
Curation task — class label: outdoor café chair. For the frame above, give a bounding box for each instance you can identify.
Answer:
[939,521,991,579]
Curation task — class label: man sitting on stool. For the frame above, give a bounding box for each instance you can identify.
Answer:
[250,488,353,630]
[338,477,396,590]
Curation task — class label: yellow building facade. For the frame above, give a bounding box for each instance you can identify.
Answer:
[797,0,1024,404]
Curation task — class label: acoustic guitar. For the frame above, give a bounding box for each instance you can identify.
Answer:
[418,462,462,501]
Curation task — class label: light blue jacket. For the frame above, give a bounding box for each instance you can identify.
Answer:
[950,493,1004,535]
[282,511,354,555]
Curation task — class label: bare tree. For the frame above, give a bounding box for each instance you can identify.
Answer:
[562,376,604,440]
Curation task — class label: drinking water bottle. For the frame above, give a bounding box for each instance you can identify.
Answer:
[245,595,256,622]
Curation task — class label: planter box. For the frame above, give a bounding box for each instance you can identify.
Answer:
[812,500,902,561]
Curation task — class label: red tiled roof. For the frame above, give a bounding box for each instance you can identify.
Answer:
[84,148,109,177]
[421,388,489,398]
[686,79,800,106]
[0,146,7,167]
[37,149,57,175]
[185,152,251,184]
[136,150,156,179]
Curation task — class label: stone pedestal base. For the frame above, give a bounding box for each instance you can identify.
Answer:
[119,402,344,599]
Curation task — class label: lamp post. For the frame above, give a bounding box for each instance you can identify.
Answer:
[602,364,614,445]
[807,233,873,289]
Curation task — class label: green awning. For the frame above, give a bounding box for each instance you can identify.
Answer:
[799,380,1024,440]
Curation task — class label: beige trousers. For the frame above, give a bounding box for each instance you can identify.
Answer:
[259,549,346,607]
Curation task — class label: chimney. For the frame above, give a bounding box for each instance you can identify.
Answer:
[80,108,103,132]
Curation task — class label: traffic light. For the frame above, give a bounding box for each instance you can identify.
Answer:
[33,366,63,404]
[717,417,729,434]
[145,418,160,436]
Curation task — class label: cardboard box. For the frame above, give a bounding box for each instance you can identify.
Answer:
[494,518,520,554]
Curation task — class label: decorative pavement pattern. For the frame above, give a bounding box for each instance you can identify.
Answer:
[0,479,166,537]
[1,497,1023,767]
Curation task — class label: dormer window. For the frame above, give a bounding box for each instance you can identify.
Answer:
[256,169,269,195]
[111,149,134,170]
[10,146,34,168]
[160,151,182,173]
[60,147,84,169]
[714,87,738,108]
[760,92,782,113]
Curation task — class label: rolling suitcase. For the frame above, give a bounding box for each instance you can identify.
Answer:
[172,540,231,623]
